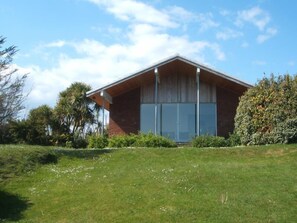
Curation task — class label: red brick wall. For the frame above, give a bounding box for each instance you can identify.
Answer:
[217,86,241,137]
[109,88,140,136]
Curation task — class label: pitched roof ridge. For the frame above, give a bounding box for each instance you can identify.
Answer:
[87,55,252,97]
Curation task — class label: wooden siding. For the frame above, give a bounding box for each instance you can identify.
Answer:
[200,82,216,103]
[141,72,216,103]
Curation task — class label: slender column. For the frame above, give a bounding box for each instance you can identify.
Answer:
[102,99,105,135]
[100,91,105,136]
[196,67,200,136]
[154,67,159,135]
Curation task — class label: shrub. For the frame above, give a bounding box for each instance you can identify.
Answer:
[134,133,176,148]
[271,118,297,144]
[108,134,137,148]
[226,133,241,147]
[71,132,87,149]
[72,137,88,149]
[192,135,228,148]
[235,74,297,145]
[249,132,269,145]
[88,135,108,149]
[52,133,70,147]
[108,133,176,148]
[65,141,73,148]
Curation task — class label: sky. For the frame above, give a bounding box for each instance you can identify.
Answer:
[1,0,297,116]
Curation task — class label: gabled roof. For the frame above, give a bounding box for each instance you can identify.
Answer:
[87,55,252,109]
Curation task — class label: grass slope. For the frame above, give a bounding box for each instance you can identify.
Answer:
[1,145,297,222]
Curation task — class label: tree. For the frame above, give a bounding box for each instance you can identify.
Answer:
[7,119,30,144]
[92,103,103,135]
[0,36,27,127]
[54,82,93,136]
[235,74,297,145]
[26,105,53,145]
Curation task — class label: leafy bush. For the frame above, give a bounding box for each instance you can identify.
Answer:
[192,135,228,148]
[65,141,73,148]
[134,133,176,148]
[271,118,297,144]
[88,135,108,149]
[64,132,88,149]
[108,133,176,148]
[72,137,88,149]
[226,133,241,147]
[235,74,297,145]
[108,134,138,148]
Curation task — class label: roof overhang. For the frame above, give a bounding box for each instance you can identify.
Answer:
[87,55,253,110]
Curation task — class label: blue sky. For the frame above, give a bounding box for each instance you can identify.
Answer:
[1,0,297,114]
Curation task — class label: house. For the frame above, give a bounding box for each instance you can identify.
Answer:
[87,55,252,142]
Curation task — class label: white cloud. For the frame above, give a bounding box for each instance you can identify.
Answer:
[216,28,243,40]
[235,6,277,43]
[236,6,270,31]
[44,40,66,48]
[196,12,219,32]
[166,6,219,32]
[257,27,277,43]
[89,0,177,28]
[21,0,226,110]
[166,5,196,22]
[23,35,225,110]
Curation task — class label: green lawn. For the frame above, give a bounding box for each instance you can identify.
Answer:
[1,145,297,222]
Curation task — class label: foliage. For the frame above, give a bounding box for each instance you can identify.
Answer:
[0,145,57,181]
[6,119,29,144]
[192,135,228,148]
[54,82,93,136]
[65,140,73,148]
[88,135,108,149]
[270,118,297,144]
[65,134,88,149]
[92,103,103,135]
[26,105,53,145]
[108,133,177,148]
[0,36,27,129]
[133,133,177,147]
[71,131,88,148]
[235,74,297,145]
[108,134,137,148]
[2,105,55,145]
[1,145,297,222]
[0,123,11,143]
[226,132,241,147]
[0,79,103,147]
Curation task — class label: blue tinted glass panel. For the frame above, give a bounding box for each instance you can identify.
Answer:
[179,104,196,142]
[140,104,160,134]
[161,104,177,141]
[200,103,216,135]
